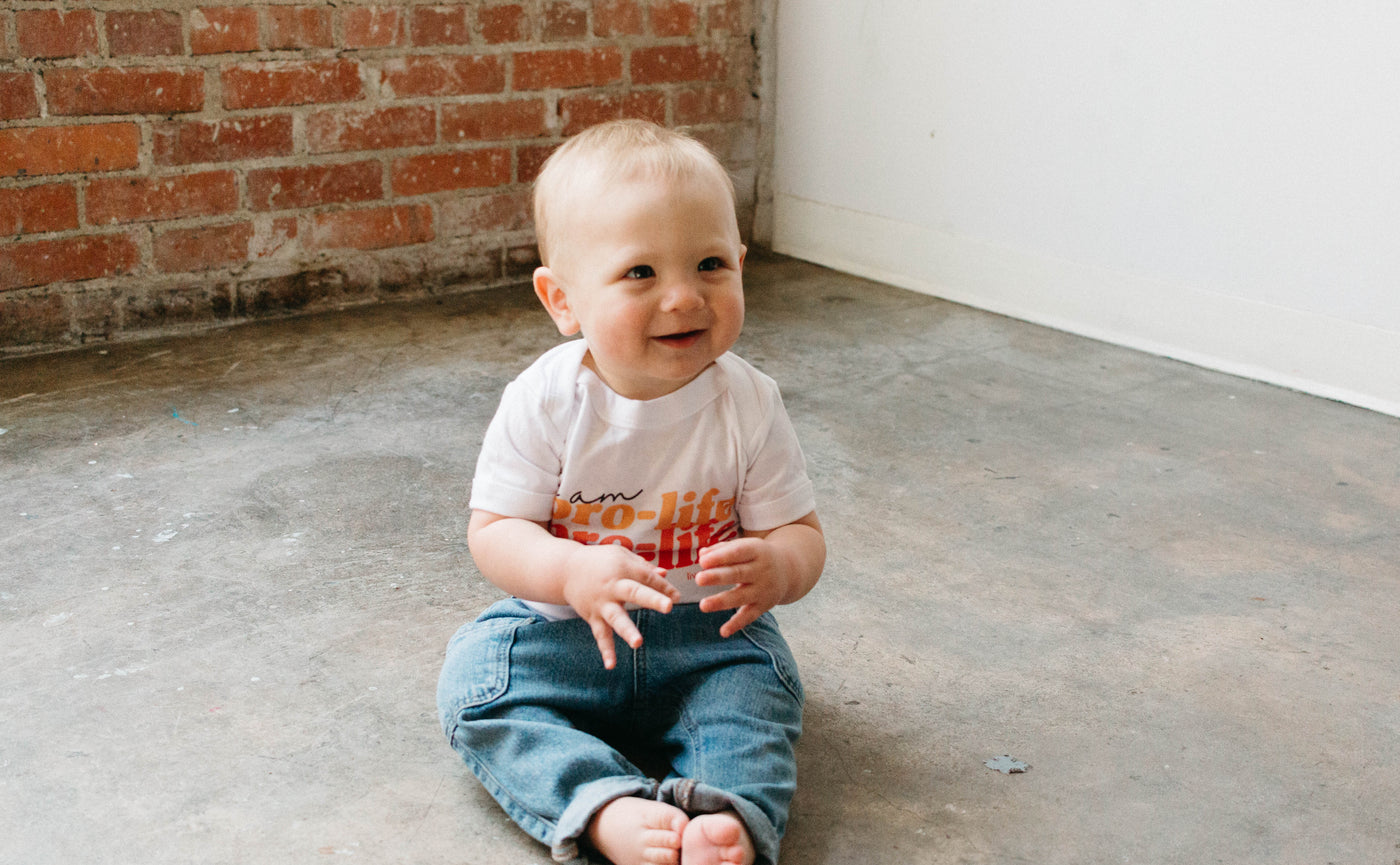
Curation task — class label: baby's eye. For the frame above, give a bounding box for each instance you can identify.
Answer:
[697,257,725,272]
[625,265,655,279]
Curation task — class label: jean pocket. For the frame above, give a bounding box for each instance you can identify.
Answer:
[438,613,526,721]
[740,613,805,704]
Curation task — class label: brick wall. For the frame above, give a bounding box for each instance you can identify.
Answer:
[0,0,759,352]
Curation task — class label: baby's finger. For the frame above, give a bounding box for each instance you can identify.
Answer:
[698,583,748,614]
[602,602,646,652]
[698,539,755,568]
[588,617,618,670]
[694,564,741,588]
[622,579,676,614]
[720,604,763,638]
[636,566,682,601]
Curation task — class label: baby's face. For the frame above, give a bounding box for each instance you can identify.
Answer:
[543,171,746,401]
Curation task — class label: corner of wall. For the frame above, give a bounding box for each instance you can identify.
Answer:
[773,195,1400,418]
[750,0,779,247]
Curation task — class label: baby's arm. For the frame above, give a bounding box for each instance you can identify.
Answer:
[694,511,826,638]
[468,510,681,669]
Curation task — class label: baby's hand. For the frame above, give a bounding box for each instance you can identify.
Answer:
[694,538,791,638]
[562,544,680,670]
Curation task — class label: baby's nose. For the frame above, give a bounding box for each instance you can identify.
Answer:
[661,279,705,310]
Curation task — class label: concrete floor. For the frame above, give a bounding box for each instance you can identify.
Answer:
[3,252,1398,864]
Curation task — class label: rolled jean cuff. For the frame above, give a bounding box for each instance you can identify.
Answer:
[662,778,782,865]
[551,775,659,864]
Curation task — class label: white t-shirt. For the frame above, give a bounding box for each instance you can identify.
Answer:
[470,339,816,619]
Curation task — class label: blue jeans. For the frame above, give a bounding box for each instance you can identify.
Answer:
[437,599,805,865]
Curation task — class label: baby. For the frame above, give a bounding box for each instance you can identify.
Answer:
[437,119,825,865]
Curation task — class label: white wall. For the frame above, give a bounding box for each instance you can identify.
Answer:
[769,0,1400,417]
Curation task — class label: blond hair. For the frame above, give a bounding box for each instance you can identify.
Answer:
[532,119,736,266]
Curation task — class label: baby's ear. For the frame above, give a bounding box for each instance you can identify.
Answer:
[533,266,580,336]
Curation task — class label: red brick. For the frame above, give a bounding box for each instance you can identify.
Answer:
[675,85,748,125]
[46,67,205,116]
[443,99,546,142]
[154,115,294,166]
[247,161,383,211]
[479,5,525,44]
[0,123,141,178]
[16,10,99,59]
[87,171,239,225]
[543,3,588,41]
[106,10,183,56]
[380,55,504,97]
[0,233,140,291]
[593,1,643,36]
[153,221,255,272]
[0,184,80,235]
[307,204,434,251]
[343,7,405,48]
[191,7,260,55]
[392,148,511,196]
[440,189,531,237]
[411,5,472,46]
[268,6,333,50]
[307,106,436,153]
[631,45,726,85]
[514,48,622,90]
[559,90,666,135]
[223,60,363,109]
[517,143,558,183]
[649,1,698,37]
[0,72,40,121]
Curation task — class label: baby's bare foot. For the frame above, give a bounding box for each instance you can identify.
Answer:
[681,811,755,865]
[587,796,688,865]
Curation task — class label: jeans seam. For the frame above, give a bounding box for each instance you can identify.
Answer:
[676,692,704,782]
[739,619,803,703]
[447,614,530,710]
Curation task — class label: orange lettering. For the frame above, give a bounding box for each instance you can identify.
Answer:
[656,490,679,529]
[572,501,603,525]
[601,503,635,529]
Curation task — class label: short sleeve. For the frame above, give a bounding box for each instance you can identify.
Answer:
[468,377,563,522]
[736,378,816,532]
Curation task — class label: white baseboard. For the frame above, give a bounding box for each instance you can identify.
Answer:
[773,193,1400,419]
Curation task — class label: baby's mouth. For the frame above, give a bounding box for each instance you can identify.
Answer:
[654,329,705,343]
